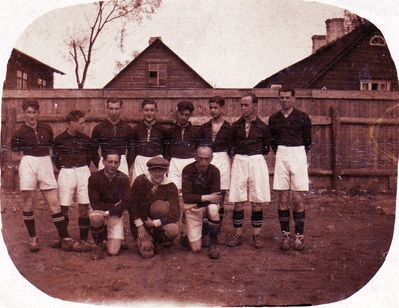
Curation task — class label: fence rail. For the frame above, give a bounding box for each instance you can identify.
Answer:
[2,88,398,191]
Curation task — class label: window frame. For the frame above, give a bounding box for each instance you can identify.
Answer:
[360,80,391,91]
[17,69,28,89]
[148,63,168,87]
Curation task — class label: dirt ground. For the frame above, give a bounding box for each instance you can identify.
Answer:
[0,188,395,306]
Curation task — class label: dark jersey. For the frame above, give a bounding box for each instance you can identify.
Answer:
[88,169,130,212]
[52,130,97,169]
[129,174,180,225]
[130,120,167,161]
[91,119,134,167]
[182,162,221,208]
[268,108,312,152]
[164,122,199,160]
[230,116,270,156]
[11,122,53,156]
[199,120,232,153]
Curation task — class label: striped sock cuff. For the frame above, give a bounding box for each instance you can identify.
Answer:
[251,210,263,228]
[51,212,66,223]
[22,211,34,220]
[233,210,244,228]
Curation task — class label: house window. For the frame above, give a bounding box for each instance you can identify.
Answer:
[360,80,391,91]
[17,70,28,89]
[38,78,47,89]
[148,63,167,87]
[369,35,386,46]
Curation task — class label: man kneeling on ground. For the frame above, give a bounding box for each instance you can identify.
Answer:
[129,157,180,259]
[88,150,130,260]
[182,145,222,259]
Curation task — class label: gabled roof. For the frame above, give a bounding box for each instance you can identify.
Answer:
[104,38,212,88]
[254,23,379,88]
[12,48,65,75]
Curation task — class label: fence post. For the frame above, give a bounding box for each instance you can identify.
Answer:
[2,107,17,191]
[330,106,341,190]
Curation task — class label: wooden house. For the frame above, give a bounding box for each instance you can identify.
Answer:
[3,48,64,90]
[104,37,212,89]
[254,19,398,91]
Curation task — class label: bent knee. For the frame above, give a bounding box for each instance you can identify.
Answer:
[89,213,104,228]
[163,223,180,239]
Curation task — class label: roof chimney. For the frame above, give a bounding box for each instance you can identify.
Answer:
[325,18,345,44]
[312,35,327,53]
[149,36,162,45]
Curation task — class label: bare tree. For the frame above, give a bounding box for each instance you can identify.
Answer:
[114,49,141,74]
[67,0,161,89]
[344,10,367,34]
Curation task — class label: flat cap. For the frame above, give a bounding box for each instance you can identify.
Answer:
[147,157,170,170]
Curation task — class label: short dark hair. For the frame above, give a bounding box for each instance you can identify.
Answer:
[209,96,225,107]
[177,100,194,113]
[241,93,258,104]
[102,149,121,161]
[66,110,85,123]
[141,99,157,109]
[278,86,296,97]
[22,99,39,111]
[106,98,123,107]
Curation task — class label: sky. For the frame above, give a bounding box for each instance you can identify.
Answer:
[1,1,399,308]
[10,0,348,89]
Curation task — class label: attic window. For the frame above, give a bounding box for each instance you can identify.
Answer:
[360,80,391,91]
[37,78,47,89]
[148,63,167,87]
[369,35,386,46]
[17,70,28,89]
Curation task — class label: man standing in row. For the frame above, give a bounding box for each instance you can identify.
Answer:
[199,96,231,244]
[91,98,133,176]
[269,86,312,250]
[11,99,74,252]
[227,93,271,249]
[130,99,167,181]
[52,110,97,251]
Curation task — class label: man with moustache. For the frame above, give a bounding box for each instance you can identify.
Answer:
[269,86,312,251]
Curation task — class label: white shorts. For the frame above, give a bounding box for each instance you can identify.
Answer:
[212,152,231,190]
[89,210,124,240]
[132,154,163,181]
[58,166,91,206]
[19,155,58,191]
[228,154,271,203]
[168,157,195,190]
[273,146,309,191]
[98,154,129,176]
[185,203,219,242]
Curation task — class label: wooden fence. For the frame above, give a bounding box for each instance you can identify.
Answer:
[2,88,398,191]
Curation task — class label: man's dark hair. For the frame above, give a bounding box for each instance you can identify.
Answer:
[177,100,194,113]
[106,98,123,107]
[209,96,225,107]
[22,99,40,111]
[278,86,296,97]
[141,99,157,109]
[102,149,121,161]
[241,93,258,104]
[66,110,85,123]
